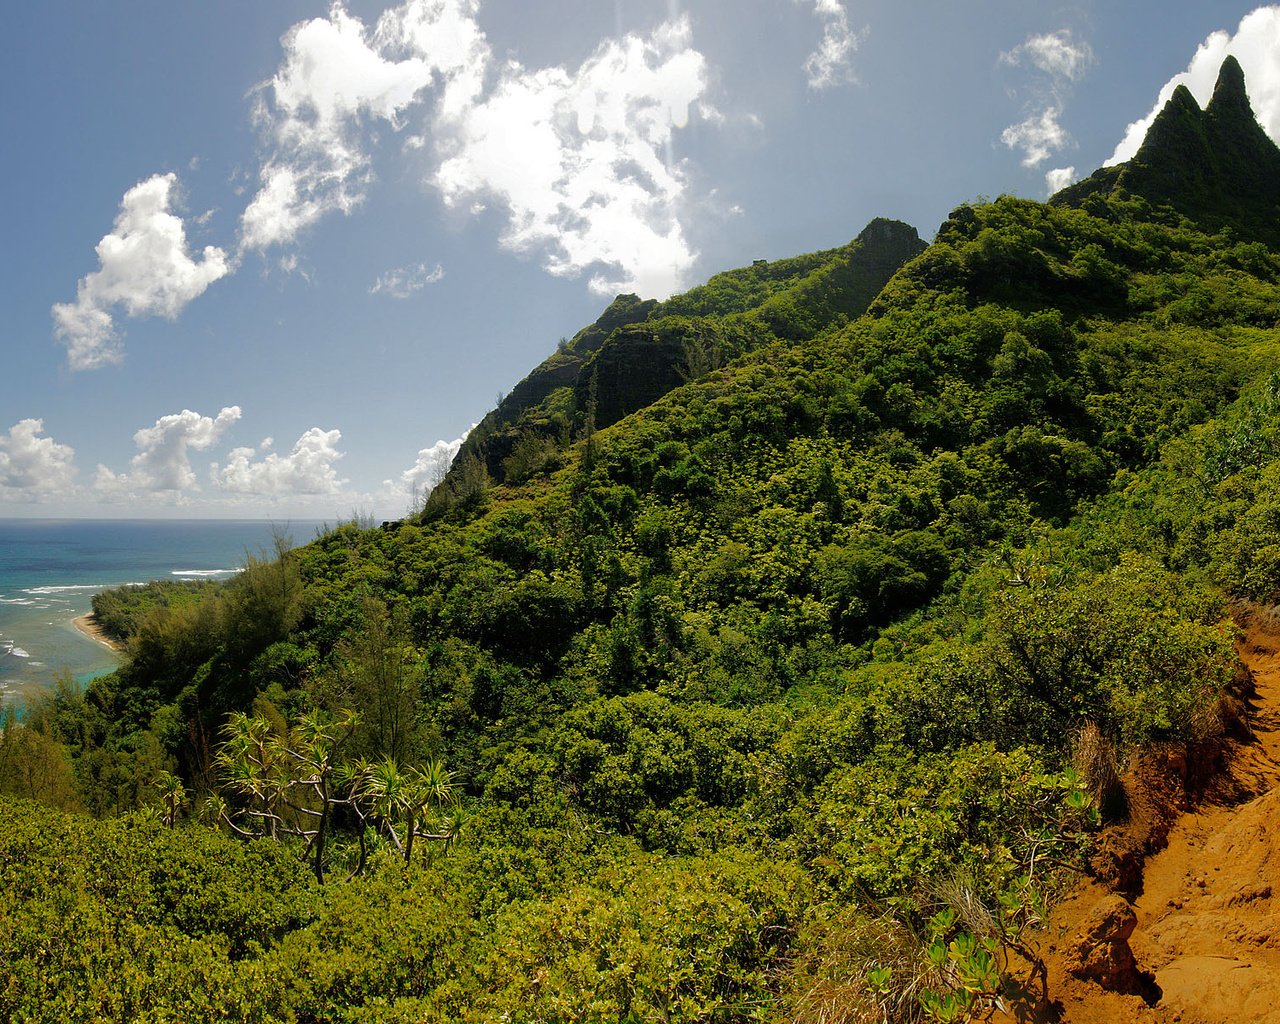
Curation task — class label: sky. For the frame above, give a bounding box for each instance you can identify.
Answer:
[5,1,1280,519]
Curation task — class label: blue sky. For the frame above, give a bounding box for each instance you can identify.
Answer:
[4,1,1278,518]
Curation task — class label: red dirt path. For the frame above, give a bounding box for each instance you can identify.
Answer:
[1032,610,1280,1022]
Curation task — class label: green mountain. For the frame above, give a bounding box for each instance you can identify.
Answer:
[435,217,924,498]
[6,56,1280,1024]
[1054,55,1280,244]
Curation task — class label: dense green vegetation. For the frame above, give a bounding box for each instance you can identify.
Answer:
[437,217,925,494]
[90,578,221,646]
[4,55,1280,1023]
[1057,56,1280,247]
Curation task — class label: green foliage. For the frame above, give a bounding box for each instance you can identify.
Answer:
[0,710,82,811]
[1055,57,1280,247]
[0,798,311,1023]
[317,597,429,763]
[14,96,1280,1016]
[91,578,219,645]
[474,851,806,1022]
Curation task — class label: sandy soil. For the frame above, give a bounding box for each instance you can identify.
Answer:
[72,613,123,653]
[1025,607,1280,1022]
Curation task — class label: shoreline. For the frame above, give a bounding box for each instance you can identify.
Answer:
[72,614,124,654]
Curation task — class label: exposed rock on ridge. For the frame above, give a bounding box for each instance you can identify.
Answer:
[432,218,924,503]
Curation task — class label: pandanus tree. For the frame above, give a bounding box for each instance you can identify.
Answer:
[346,756,461,868]
[153,770,186,828]
[214,709,358,883]
[213,709,460,882]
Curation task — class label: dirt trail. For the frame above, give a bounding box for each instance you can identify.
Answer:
[1036,614,1280,1022]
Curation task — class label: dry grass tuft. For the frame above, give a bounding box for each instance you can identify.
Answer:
[1074,722,1125,821]
[784,906,935,1024]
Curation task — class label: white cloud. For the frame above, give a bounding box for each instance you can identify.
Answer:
[379,0,489,117]
[399,429,470,493]
[799,0,864,90]
[240,7,428,250]
[240,2,713,299]
[1044,166,1077,194]
[52,173,231,371]
[371,427,472,514]
[0,420,78,497]
[434,16,710,297]
[999,29,1094,170]
[1001,30,1094,82]
[97,406,241,493]
[1108,6,1280,165]
[1001,107,1069,167]
[239,0,485,251]
[214,428,346,494]
[370,261,445,297]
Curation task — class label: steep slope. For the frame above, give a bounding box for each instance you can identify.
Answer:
[63,62,1280,834]
[1054,56,1280,245]
[14,56,1280,1024]
[1029,610,1280,1023]
[115,191,1280,803]
[433,217,924,498]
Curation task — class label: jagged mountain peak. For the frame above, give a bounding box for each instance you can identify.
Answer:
[1053,57,1280,243]
[1207,54,1251,121]
[857,217,922,246]
[429,217,923,504]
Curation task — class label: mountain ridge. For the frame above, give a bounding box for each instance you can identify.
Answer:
[431,217,924,501]
[1053,55,1280,245]
[8,55,1280,1024]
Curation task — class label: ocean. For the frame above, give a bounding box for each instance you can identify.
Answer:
[0,519,327,708]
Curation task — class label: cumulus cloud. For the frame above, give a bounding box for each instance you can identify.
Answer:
[999,29,1094,169]
[243,1,711,298]
[434,16,710,297]
[52,173,231,371]
[214,428,346,494]
[370,261,445,297]
[398,428,470,494]
[1108,6,1280,165]
[370,426,472,514]
[240,0,486,250]
[97,406,241,494]
[799,0,864,90]
[0,420,78,497]
[1045,166,1078,194]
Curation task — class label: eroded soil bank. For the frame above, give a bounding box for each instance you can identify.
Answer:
[1031,606,1280,1022]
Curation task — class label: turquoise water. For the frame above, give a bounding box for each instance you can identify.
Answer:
[0,519,326,707]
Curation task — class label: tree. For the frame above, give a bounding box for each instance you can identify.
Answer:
[0,710,81,811]
[154,769,186,828]
[327,597,424,763]
[346,755,460,867]
[219,530,303,671]
[214,708,460,880]
[214,709,358,883]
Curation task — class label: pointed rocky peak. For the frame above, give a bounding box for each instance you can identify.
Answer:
[856,217,922,248]
[1203,54,1276,165]
[1207,55,1252,123]
[849,218,927,303]
[1132,83,1207,167]
[1168,83,1201,113]
[566,293,658,356]
[851,218,927,283]
[1053,57,1280,244]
